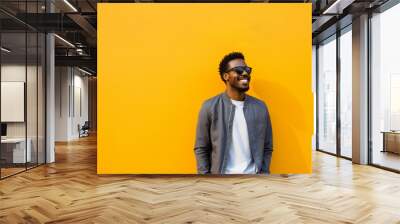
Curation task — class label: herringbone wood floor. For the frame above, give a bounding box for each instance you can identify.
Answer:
[1,135,400,224]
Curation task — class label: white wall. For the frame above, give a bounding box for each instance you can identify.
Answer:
[1,65,26,136]
[55,67,70,141]
[55,67,89,141]
[72,72,89,138]
[1,64,39,138]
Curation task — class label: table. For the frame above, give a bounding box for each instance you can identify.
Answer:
[381,131,400,154]
[1,138,32,164]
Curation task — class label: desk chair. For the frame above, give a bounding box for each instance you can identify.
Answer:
[78,121,90,138]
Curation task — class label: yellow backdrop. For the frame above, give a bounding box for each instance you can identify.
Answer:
[98,3,312,174]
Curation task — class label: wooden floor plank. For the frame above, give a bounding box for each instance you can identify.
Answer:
[1,135,400,223]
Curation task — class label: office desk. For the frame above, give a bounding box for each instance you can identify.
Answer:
[1,138,32,163]
[382,131,400,154]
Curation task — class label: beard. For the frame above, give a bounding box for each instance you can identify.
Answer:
[232,84,250,92]
[230,77,250,92]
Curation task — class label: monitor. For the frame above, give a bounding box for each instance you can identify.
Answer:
[1,123,7,137]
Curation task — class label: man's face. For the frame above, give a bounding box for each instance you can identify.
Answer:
[223,58,251,92]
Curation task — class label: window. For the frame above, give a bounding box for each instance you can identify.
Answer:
[371,2,400,171]
[318,35,337,154]
[339,28,352,158]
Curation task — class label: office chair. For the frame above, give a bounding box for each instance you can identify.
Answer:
[79,121,90,138]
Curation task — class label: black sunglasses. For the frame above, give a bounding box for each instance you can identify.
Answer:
[226,66,252,76]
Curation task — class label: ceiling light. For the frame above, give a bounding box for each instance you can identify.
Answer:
[63,0,78,12]
[1,47,11,53]
[78,67,93,76]
[54,34,75,48]
[322,0,354,15]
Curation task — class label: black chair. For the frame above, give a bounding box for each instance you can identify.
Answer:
[79,121,90,138]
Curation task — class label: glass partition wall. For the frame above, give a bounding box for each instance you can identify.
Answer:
[0,30,27,177]
[0,2,46,179]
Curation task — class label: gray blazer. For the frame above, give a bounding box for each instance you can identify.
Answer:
[194,92,273,174]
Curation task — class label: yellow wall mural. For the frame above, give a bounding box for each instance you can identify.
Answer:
[98,3,313,174]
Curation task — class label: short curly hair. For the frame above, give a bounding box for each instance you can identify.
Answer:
[218,52,245,82]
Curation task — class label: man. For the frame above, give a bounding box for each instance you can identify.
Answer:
[194,52,273,174]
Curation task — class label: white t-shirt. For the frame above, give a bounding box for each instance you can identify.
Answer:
[223,99,256,174]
